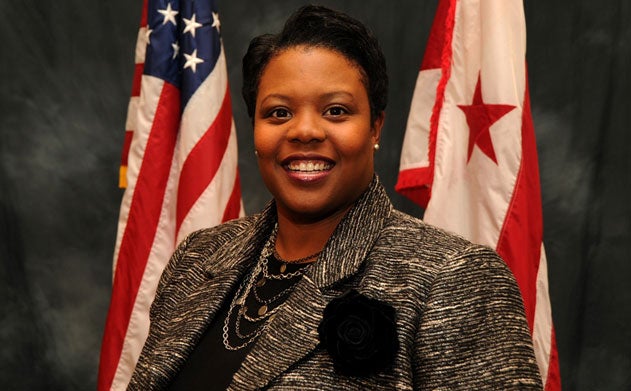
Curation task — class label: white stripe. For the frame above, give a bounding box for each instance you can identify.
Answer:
[111,145,179,390]
[532,244,553,384]
[176,119,240,243]
[177,50,229,164]
[111,75,177,389]
[398,68,441,171]
[125,96,139,132]
[136,27,147,64]
[113,76,165,273]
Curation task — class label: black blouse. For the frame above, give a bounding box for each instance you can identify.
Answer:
[168,255,312,390]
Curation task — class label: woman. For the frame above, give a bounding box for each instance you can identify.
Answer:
[129,5,543,390]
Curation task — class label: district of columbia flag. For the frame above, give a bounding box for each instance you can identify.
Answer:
[395,0,560,389]
[98,0,244,389]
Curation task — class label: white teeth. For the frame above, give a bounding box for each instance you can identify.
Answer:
[288,161,331,172]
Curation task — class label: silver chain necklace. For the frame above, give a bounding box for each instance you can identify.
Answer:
[222,224,315,351]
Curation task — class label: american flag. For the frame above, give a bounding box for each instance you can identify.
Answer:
[396,0,560,388]
[98,0,243,389]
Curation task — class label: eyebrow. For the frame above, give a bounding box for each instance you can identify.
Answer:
[259,91,356,106]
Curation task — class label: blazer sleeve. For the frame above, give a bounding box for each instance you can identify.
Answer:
[412,244,543,390]
[146,231,201,322]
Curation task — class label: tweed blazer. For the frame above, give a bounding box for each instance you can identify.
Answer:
[129,178,543,390]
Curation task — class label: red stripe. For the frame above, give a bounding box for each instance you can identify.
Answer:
[131,63,144,97]
[176,87,233,233]
[120,131,133,166]
[425,0,457,203]
[98,82,180,391]
[395,0,457,208]
[495,73,541,331]
[421,0,454,70]
[139,0,148,27]
[544,327,562,390]
[222,170,242,222]
[394,167,433,206]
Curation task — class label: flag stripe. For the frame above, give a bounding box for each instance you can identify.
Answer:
[131,63,144,97]
[138,0,147,26]
[176,87,233,233]
[222,170,243,222]
[420,0,454,71]
[176,50,230,160]
[99,81,179,390]
[119,131,134,188]
[423,0,456,203]
[176,121,241,243]
[496,76,541,330]
[533,246,552,382]
[395,0,457,206]
[545,328,561,388]
[111,156,179,390]
[120,131,133,167]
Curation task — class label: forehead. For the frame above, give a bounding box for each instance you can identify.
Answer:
[257,46,368,98]
[274,45,362,70]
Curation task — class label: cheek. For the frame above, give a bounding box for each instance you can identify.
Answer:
[253,126,276,155]
[333,128,375,157]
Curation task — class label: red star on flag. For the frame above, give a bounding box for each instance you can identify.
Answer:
[457,74,515,163]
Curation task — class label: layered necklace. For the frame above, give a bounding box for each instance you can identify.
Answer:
[222,225,321,351]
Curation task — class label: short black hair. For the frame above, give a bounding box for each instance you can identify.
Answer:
[242,5,388,124]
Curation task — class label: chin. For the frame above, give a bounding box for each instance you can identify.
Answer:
[281,192,358,223]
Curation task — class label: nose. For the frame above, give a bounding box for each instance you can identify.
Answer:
[286,111,326,144]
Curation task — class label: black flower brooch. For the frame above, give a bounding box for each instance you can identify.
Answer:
[318,289,399,376]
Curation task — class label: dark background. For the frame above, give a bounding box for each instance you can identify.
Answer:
[1,0,629,389]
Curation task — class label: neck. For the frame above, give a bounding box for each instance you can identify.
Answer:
[274,206,350,262]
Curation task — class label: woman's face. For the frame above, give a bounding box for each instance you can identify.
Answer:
[254,46,383,223]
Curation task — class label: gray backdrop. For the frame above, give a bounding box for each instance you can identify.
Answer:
[1,0,629,389]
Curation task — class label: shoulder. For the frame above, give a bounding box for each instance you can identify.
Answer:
[378,209,503,269]
[178,215,258,256]
[152,214,260,297]
[363,209,516,305]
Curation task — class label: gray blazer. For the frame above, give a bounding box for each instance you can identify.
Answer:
[129,178,543,390]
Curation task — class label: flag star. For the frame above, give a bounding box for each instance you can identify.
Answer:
[211,12,221,32]
[171,41,180,59]
[183,14,203,37]
[158,3,178,26]
[457,74,515,164]
[183,49,204,72]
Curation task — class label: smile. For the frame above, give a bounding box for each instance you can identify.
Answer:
[286,160,333,172]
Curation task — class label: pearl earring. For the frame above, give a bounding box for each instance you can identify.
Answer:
[254,150,259,157]
[373,143,380,151]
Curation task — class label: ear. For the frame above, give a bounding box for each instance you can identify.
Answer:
[371,111,385,145]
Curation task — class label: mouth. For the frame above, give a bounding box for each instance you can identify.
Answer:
[286,160,333,173]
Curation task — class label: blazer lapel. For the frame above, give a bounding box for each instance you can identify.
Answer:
[230,177,393,390]
[148,264,245,386]
[149,207,277,386]
[230,274,328,390]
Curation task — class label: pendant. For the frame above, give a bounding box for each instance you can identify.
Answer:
[258,305,268,316]
[280,263,287,273]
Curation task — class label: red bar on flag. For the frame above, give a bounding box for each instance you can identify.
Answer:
[396,0,560,388]
[98,1,244,390]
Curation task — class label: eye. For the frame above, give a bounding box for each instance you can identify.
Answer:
[324,106,348,117]
[269,108,292,119]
